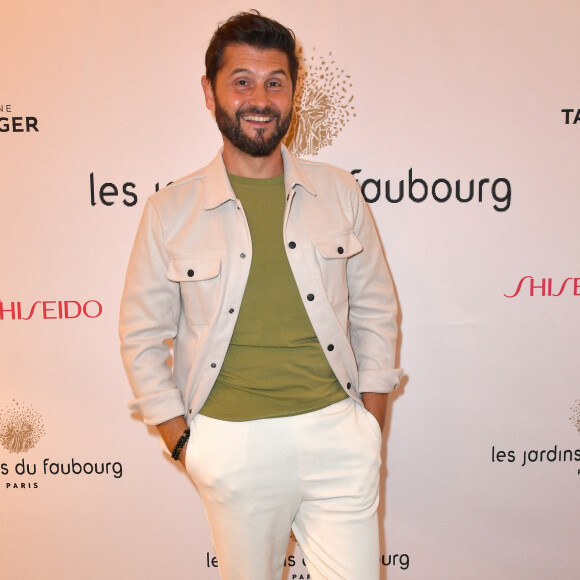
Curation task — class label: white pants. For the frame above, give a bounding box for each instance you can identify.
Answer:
[185,397,382,580]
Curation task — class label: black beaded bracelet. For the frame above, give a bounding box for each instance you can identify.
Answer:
[171,428,190,461]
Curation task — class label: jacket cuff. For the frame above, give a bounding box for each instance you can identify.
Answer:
[358,368,404,394]
[127,390,186,426]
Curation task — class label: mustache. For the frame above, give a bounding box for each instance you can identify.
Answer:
[236,106,280,118]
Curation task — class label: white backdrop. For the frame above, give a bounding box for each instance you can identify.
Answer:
[1,1,579,578]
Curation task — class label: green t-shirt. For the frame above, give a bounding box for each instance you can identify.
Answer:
[199,173,347,421]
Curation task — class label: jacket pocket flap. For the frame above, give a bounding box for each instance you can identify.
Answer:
[314,232,362,259]
[167,255,221,282]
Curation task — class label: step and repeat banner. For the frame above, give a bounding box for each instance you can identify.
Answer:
[1,1,579,578]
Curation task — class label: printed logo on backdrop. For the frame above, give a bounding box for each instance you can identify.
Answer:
[0,400,45,454]
[570,400,580,433]
[204,549,410,574]
[0,104,39,133]
[1,399,123,490]
[491,401,580,475]
[87,47,513,212]
[503,276,580,298]
[285,48,356,157]
[352,168,512,212]
[89,172,174,208]
[0,300,102,321]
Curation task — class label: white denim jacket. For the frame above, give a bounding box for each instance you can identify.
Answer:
[119,146,403,426]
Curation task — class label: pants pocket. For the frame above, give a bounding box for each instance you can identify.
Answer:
[360,405,383,446]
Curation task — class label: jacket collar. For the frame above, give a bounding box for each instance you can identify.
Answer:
[281,145,316,198]
[203,145,316,210]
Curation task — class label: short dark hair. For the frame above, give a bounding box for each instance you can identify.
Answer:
[205,11,299,92]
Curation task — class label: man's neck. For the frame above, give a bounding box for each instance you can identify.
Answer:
[222,140,284,178]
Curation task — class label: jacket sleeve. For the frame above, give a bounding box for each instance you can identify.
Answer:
[347,184,403,394]
[119,199,186,425]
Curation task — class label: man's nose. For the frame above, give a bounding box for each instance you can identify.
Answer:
[248,84,269,109]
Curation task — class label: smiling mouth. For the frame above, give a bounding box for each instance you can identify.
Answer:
[241,115,274,123]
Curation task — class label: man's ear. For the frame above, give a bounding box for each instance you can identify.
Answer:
[201,76,215,111]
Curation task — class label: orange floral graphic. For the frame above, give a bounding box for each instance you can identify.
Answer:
[286,48,356,156]
[0,400,45,453]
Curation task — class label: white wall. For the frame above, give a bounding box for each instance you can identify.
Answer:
[1,2,579,578]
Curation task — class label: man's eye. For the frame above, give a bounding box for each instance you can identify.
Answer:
[235,79,248,86]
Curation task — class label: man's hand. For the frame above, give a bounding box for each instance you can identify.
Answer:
[361,392,388,432]
[157,416,189,466]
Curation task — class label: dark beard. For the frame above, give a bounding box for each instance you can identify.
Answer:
[214,99,292,157]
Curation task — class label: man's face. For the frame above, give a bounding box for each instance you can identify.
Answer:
[203,44,294,157]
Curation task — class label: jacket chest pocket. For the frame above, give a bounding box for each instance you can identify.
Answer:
[167,255,222,326]
[313,232,362,306]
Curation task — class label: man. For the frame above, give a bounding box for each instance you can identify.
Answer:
[119,11,402,580]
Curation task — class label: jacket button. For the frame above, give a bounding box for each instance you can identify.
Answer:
[288,241,296,249]
[337,246,344,254]
[307,293,315,301]
[187,269,194,277]
[229,308,234,314]
[327,344,334,351]
[240,253,246,259]
[346,382,351,389]
[211,363,216,368]
[189,409,193,414]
